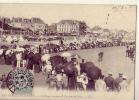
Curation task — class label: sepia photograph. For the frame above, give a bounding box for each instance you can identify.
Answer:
[0,4,136,100]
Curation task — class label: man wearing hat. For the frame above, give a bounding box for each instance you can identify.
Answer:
[119,75,128,91]
[0,74,7,89]
[80,59,86,71]
[74,61,80,75]
[104,72,115,91]
[15,45,25,68]
[77,73,88,90]
[43,61,52,81]
[71,54,80,63]
[56,73,63,90]
[62,73,68,90]
[27,48,35,72]
[22,48,29,68]
[47,70,57,89]
[98,51,104,62]
[114,73,124,91]
[5,49,12,65]
[116,73,123,82]
[15,51,22,68]
[95,75,106,91]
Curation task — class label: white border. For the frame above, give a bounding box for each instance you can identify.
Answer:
[0,0,138,100]
[136,2,139,100]
[0,0,137,4]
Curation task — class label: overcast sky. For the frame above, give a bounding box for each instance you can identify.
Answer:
[0,4,136,31]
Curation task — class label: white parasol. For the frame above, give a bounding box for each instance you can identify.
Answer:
[6,35,13,43]
[0,49,3,55]
[34,44,39,47]
[123,75,127,79]
[19,35,24,42]
[5,50,11,55]
[71,54,81,59]
[61,52,71,57]
[41,54,50,61]
[16,47,25,52]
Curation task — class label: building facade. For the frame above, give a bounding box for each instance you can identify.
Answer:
[47,23,57,35]
[9,17,46,34]
[0,17,11,24]
[57,20,80,35]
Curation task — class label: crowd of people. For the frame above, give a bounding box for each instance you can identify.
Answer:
[43,68,129,92]
[44,41,134,54]
[126,44,136,61]
[0,43,133,92]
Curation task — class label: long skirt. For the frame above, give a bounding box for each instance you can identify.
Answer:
[87,80,95,91]
[68,76,77,90]
[5,55,12,65]
[34,63,41,73]
[27,60,34,70]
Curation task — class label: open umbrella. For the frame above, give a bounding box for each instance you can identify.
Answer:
[71,54,81,59]
[41,54,50,61]
[61,52,71,57]
[0,49,3,55]
[23,45,30,48]
[16,47,25,52]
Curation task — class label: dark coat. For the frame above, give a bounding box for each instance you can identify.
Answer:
[87,79,95,90]
[81,62,102,80]
[49,56,79,90]
[63,61,78,76]
[114,77,123,91]
[63,61,78,90]
[11,52,16,67]
[27,52,34,70]
[32,53,41,73]
[22,50,29,60]
[49,55,67,73]
[0,76,7,89]
[67,75,77,90]
[104,76,115,90]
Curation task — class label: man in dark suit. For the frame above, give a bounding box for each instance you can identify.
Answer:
[114,73,123,91]
[104,72,115,91]
[80,59,86,74]
[0,74,7,89]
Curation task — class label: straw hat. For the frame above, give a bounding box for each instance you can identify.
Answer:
[123,75,127,79]
[108,72,113,75]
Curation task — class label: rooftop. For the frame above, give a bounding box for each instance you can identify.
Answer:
[58,20,80,25]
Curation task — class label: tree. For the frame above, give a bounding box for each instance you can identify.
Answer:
[79,21,87,35]
[103,28,110,33]
[91,26,102,31]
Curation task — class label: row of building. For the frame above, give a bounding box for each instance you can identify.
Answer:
[0,17,46,35]
[0,17,87,36]
[0,16,135,43]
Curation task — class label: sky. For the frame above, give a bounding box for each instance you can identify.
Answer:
[0,4,137,31]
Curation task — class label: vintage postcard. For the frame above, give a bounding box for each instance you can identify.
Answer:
[0,4,136,100]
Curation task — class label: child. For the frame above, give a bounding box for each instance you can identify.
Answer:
[77,73,88,90]
[56,73,63,90]
[16,52,22,68]
[47,70,57,89]
[0,74,7,89]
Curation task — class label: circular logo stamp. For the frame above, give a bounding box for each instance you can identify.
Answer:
[6,68,34,94]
